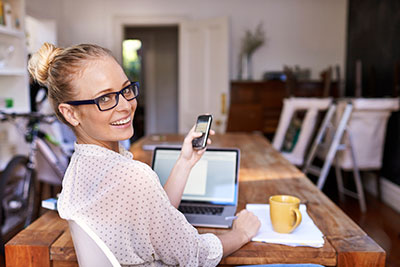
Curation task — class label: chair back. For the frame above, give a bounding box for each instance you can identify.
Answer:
[336,98,399,170]
[272,97,332,166]
[68,219,121,267]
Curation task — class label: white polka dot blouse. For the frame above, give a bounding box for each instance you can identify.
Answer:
[58,143,223,266]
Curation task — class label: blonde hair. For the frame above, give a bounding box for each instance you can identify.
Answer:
[28,42,113,126]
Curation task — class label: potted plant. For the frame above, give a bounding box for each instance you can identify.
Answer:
[238,23,266,80]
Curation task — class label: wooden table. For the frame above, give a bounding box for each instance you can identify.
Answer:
[5,133,385,267]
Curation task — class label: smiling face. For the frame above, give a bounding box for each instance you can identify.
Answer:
[65,56,137,151]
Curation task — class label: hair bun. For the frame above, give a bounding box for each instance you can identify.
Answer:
[28,42,63,85]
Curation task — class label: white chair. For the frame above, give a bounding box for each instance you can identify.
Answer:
[68,219,121,267]
[304,98,399,212]
[334,98,399,199]
[302,103,368,211]
[273,97,332,166]
[335,98,399,170]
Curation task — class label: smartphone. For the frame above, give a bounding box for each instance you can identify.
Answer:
[192,114,213,150]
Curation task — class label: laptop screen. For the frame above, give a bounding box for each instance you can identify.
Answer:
[152,148,239,205]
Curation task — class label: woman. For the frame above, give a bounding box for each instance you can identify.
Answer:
[28,43,261,266]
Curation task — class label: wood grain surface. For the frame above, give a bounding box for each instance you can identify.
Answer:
[51,229,77,262]
[131,133,305,181]
[5,133,385,266]
[5,212,66,267]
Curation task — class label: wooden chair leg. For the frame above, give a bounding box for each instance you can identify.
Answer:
[348,133,366,213]
[335,157,345,202]
[352,166,367,213]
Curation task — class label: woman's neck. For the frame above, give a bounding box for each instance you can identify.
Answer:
[76,135,119,153]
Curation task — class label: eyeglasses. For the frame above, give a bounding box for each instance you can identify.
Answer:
[65,81,139,111]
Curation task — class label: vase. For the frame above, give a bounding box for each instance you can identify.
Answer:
[246,54,253,80]
[241,56,247,80]
[237,54,243,80]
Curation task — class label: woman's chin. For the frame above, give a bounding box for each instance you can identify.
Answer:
[110,124,134,140]
[118,128,134,141]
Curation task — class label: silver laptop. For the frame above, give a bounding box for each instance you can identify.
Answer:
[152,147,240,228]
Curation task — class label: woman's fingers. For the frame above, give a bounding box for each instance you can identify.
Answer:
[184,125,201,144]
[233,209,261,242]
[183,122,214,148]
[196,148,207,155]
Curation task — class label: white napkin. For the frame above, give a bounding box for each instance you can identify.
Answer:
[246,204,325,248]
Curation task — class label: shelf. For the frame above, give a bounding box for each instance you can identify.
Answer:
[0,0,28,171]
[0,25,24,38]
[0,107,30,113]
[0,67,26,76]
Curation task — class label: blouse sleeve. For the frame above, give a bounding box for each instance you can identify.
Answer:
[90,160,223,266]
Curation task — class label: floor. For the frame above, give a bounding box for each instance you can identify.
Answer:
[320,174,400,267]
[1,184,399,267]
[337,193,400,267]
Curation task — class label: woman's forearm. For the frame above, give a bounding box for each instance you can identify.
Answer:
[217,229,249,257]
[163,157,192,208]
[163,127,208,208]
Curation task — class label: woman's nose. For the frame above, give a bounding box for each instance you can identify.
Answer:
[115,94,132,111]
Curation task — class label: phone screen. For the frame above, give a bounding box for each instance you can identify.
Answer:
[195,121,209,133]
[192,115,212,149]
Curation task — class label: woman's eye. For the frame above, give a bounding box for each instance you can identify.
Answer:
[123,88,132,95]
[99,95,111,103]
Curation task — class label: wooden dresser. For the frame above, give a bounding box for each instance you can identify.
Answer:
[226,80,338,135]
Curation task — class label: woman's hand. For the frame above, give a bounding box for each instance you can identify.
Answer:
[179,125,215,168]
[216,209,261,257]
[232,209,261,243]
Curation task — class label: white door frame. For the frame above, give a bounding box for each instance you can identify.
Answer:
[112,15,186,134]
[112,15,187,64]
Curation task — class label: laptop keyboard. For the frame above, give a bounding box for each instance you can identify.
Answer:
[179,206,224,215]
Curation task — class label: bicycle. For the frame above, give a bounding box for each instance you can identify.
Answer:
[0,111,71,253]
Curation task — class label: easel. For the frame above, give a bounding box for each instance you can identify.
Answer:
[303,102,366,212]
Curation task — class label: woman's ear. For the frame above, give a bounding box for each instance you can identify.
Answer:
[58,103,80,127]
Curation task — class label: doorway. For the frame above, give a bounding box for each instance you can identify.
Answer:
[123,26,178,142]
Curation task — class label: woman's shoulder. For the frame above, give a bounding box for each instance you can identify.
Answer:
[68,144,157,184]
[59,153,162,217]
[74,142,129,159]
[112,158,157,182]
[73,143,142,166]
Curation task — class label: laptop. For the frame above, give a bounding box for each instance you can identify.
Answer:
[152,147,240,228]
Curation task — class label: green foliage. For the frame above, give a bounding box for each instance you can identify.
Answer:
[122,39,142,82]
[240,23,266,57]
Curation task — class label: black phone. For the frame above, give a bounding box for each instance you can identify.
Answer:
[192,114,213,150]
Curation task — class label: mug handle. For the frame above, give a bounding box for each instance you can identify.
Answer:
[290,208,302,232]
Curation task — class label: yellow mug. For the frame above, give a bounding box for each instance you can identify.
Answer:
[269,195,302,234]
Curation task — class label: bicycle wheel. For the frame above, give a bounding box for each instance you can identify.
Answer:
[0,156,38,230]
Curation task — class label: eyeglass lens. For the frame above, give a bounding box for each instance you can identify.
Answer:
[98,83,138,111]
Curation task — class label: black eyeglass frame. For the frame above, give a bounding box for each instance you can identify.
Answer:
[65,81,139,111]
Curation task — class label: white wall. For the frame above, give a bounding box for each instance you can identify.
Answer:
[26,16,57,54]
[27,0,347,80]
